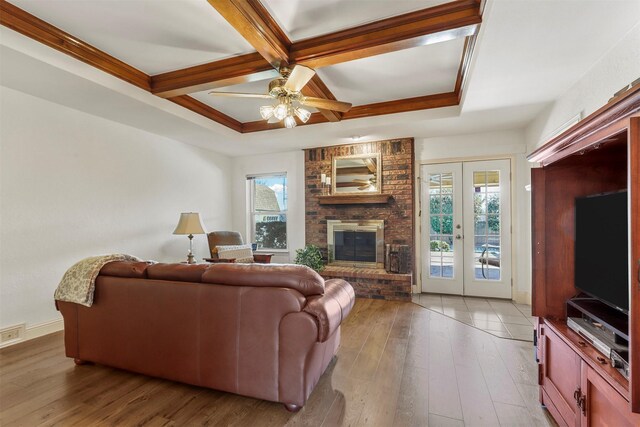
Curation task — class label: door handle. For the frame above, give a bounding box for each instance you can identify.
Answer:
[481,244,488,279]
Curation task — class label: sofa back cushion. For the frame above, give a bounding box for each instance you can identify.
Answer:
[202,264,325,296]
[99,261,151,278]
[146,263,210,283]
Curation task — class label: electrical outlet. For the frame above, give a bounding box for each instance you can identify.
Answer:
[0,325,24,343]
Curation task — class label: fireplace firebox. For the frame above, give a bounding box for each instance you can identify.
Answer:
[327,220,384,268]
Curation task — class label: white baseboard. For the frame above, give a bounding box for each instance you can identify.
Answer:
[0,318,63,349]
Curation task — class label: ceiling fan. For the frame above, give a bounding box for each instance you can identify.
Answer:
[208,65,352,128]
[354,177,377,191]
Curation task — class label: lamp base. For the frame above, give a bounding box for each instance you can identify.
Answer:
[187,252,196,264]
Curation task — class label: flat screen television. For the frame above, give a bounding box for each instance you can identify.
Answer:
[575,191,628,313]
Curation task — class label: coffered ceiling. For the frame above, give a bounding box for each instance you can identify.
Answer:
[1,0,482,132]
[2,0,638,156]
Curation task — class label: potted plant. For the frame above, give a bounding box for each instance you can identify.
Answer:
[294,245,325,273]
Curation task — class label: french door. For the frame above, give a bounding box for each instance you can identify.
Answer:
[420,159,512,298]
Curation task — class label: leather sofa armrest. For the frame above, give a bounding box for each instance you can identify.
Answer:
[303,279,355,342]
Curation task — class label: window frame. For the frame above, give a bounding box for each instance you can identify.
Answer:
[247,173,288,251]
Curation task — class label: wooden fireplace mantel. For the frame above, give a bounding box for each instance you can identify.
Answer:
[317,194,393,205]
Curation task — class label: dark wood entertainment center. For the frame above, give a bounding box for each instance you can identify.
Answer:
[528,84,639,426]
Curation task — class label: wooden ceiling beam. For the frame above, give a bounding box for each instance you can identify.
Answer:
[151,52,279,98]
[0,1,243,133]
[206,0,343,123]
[301,75,342,122]
[2,0,476,134]
[207,0,290,69]
[290,0,482,69]
[242,91,459,133]
[343,91,459,120]
[169,95,243,133]
[454,34,478,102]
[0,0,150,90]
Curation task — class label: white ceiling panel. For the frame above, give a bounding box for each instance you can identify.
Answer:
[10,0,255,75]
[316,38,464,106]
[190,78,319,122]
[463,0,640,113]
[262,0,450,41]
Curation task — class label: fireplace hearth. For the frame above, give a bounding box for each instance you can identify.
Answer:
[327,220,384,268]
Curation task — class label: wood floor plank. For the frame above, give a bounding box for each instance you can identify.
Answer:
[427,314,464,421]
[356,304,413,426]
[393,366,429,427]
[404,306,431,370]
[0,299,554,426]
[348,301,399,381]
[448,321,501,426]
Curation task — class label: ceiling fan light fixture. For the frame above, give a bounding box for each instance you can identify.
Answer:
[260,105,275,120]
[294,107,311,123]
[284,115,297,129]
[274,103,288,121]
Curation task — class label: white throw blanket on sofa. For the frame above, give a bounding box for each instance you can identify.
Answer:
[54,254,143,307]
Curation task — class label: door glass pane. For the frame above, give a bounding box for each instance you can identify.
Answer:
[473,170,501,281]
[441,194,453,214]
[428,172,455,279]
[430,195,441,214]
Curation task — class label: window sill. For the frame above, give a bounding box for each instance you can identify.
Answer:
[255,249,288,254]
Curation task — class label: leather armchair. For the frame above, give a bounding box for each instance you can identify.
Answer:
[205,231,273,263]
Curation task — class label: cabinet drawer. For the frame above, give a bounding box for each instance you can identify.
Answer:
[541,325,581,427]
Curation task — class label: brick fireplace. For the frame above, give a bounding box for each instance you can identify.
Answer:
[304,138,414,301]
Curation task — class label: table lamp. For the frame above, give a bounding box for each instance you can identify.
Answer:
[173,212,207,264]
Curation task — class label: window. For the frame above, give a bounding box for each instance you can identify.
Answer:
[248,173,287,250]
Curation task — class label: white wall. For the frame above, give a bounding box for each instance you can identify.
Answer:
[415,129,532,304]
[230,150,305,263]
[526,22,640,152]
[0,87,232,334]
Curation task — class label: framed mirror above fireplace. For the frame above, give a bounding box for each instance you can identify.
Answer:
[332,153,382,195]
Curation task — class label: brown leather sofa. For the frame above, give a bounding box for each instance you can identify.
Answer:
[56,262,355,411]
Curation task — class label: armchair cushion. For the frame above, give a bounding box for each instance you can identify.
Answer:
[216,244,254,263]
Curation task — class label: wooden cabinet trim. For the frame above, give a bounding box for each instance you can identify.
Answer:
[527,86,640,165]
[630,116,640,412]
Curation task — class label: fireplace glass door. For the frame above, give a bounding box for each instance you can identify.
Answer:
[334,231,377,263]
[420,160,512,298]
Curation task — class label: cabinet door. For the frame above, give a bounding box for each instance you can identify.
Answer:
[580,363,640,427]
[541,325,581,427]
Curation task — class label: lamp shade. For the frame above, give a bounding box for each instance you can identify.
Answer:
[173,212,207,235]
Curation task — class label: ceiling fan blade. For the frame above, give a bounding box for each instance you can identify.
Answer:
[301,97,352,112]
[208,91,272,99]
[284,65,316,92]
[364,158,377,174]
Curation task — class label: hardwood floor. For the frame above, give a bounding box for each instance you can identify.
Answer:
[0,299,557,426]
